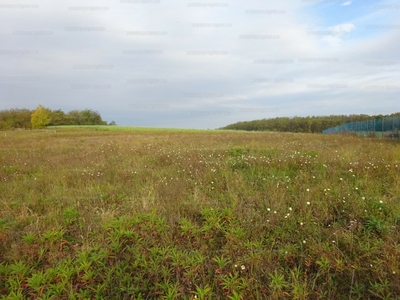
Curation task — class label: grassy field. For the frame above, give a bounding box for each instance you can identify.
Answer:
[48,125,220,133]
[0,127,399,299]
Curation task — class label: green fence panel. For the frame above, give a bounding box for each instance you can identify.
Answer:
[323,116,400,137]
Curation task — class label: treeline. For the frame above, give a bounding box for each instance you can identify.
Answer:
[0,105,114,130]
[220,113,400,133]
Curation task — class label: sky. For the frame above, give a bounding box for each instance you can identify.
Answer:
[1,0,399,129]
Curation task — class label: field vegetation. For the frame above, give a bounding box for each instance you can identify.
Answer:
[221,112,400,134]
[0,127,399,299]
[0,107,110,130]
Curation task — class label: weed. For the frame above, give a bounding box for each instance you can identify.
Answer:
[0,127,399,298]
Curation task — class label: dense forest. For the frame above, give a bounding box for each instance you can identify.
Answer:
[220,113,400,133]
[0,105,114,130]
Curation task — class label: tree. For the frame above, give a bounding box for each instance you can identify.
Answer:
[31,105,51,129]
[0,106,109,129]
[79,109,105,125]
[66,110,81,125]
[48,109,67,126]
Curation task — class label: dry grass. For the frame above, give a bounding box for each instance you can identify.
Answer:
[0,127,399,299]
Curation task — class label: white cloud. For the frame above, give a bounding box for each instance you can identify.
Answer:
[341,1,352,6]
[329,23,356,35]
[318,23,355,46]
[0,1,399,128]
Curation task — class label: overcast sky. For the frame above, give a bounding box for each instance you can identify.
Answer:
[1,0,399,129]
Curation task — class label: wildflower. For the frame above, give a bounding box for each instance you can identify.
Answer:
[241,265,246,270]
[306,188,310,192]
[303,240,306,244]
[306,202,310,205]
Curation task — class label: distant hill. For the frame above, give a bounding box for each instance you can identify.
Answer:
[220,113,400,133]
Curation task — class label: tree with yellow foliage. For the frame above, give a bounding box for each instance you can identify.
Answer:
[31,105,51,129]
